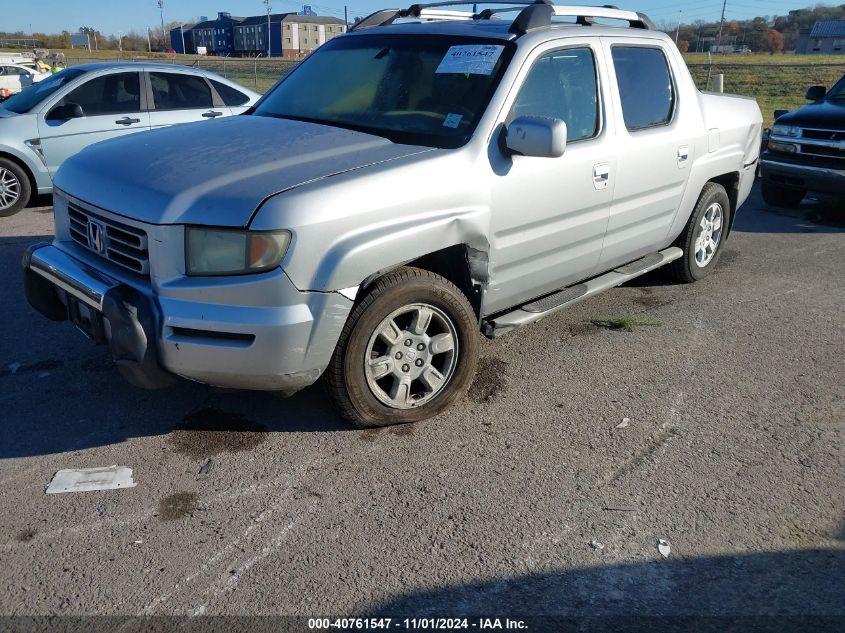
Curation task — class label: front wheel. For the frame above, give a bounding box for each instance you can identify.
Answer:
[668,182,731,283]
[324,267,479,428]
[0,158,31,217]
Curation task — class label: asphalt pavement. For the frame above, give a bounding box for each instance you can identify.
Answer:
[0,184,843,630]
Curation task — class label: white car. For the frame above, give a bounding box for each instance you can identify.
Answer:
[0,63,48,95]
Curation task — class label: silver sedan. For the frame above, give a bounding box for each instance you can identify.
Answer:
[0,62,260,216]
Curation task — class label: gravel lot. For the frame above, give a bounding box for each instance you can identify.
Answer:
[0,184,843,629]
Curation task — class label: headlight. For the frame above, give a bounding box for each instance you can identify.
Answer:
[771,124,800,138]
[185,228,291,276]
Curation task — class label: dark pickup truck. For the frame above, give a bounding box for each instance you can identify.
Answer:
[761,73,845,207]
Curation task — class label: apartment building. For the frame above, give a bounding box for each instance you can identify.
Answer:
[171,11,346,57]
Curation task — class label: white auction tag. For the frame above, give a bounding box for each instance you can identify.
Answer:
[435,45,505,75]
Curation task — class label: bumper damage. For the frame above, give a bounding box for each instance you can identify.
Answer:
[22,243,350,394]
[23,243,174,389]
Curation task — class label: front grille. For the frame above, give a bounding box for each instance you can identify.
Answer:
[799,143,844,159]
[68,204,150,275]
[801,128,845,142]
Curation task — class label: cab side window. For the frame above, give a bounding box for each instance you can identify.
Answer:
[150,72,213,110]
[510,47,599,143]
[611,46,675,130]
[61,72,141,116]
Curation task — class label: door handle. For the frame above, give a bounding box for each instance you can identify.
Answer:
[593,163,610,190]
[677,145,690,168]
[115,117,141,125]
[202,111,224,118]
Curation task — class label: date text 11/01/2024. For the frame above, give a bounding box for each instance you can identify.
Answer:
[308,618,528,630]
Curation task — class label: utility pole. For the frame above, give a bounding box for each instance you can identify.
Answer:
[147,29,152,53]
[714,0,727,53]
[675,10,682,44]
[344,5,348,29]
[180,23,185,54]
[265,0,271,57]
[157,0,165,49]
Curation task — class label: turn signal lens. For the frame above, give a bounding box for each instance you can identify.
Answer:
[767,141,798,154]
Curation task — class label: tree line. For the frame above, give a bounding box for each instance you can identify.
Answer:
[664,3,845,53]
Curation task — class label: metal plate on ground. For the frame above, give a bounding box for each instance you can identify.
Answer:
[46,466,137,494]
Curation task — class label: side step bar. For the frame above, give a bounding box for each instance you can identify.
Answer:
[484,247,683,337]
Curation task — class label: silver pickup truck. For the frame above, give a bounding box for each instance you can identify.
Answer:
[23,2,762,427]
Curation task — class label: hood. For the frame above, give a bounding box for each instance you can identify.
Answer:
[0,107,18,118]
[777,99,845,130]
[54,115,433,227]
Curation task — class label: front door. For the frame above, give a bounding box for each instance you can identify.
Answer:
[486,42,615,314]
[38,71,150,176]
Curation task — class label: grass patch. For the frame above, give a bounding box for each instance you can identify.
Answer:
[591,317,662,332]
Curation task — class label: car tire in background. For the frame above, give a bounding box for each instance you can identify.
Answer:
[761,179,805,208]
[668,181,731,283]
[324,267,479,428]
[0,158,31,217]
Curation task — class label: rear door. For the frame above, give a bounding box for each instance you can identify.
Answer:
[596,39,692,270]
[37,70,150,176]
[146,70,230,128]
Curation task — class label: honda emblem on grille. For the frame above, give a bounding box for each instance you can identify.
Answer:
[87,219,106,254]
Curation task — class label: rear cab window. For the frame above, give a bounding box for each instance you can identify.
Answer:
[610,46,675,131]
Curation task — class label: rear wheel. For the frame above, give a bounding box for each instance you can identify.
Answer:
[668,182,731,283]
[761,179,805,208]
[0,158,31,217]
[324,267,479,428]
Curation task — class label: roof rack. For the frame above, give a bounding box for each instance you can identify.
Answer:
[349,1,655,35]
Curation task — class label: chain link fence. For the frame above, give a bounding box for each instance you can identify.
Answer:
[66,57,299,94]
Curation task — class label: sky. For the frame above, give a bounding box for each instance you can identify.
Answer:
[4,0,843,36]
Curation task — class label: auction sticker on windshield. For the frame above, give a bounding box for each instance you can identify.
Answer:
[435,45,504,75]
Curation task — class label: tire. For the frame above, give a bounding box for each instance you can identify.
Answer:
[761,179,805,208]
[668,182,731,283]
[0,157,31,217]
[324,266,479,428]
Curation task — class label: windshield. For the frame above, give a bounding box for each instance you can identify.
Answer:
[826,74,845,100]
[253,34,514,148]
[1,68,86,114]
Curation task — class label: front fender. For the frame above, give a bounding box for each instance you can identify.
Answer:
[0,142,52,192]
[249,148,490,293]
[308,206,490,292]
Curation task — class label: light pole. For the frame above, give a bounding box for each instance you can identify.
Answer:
[157,0,165,49]
[675,10,682,44]
[265,0,271,57]
[180,23,185,54]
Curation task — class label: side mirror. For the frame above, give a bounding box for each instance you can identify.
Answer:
[47,102,84,120]
[773,109,789,121]
[505,116,567,158]
[805,85,826,101]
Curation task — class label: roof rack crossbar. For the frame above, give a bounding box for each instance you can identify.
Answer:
[349,2,654,33]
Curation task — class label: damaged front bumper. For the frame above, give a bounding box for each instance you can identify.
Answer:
[22,243,352,394]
